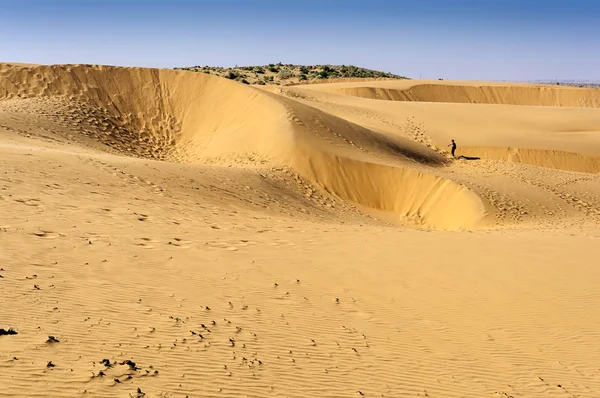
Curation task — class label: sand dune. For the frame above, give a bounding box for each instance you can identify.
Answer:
[0,63,491,229]
[273,82,600,168]
[2,63,600,226]
[2,63,600,397]
[306,79,600,107]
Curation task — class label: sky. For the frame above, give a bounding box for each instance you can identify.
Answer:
[1,0,599,81]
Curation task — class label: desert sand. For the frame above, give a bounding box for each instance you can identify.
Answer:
[1,63,600,397]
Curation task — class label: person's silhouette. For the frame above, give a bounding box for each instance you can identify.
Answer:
[448,139,457,157]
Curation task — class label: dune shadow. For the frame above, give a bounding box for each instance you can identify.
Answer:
[372,134,448,166]
[457,155,480,160]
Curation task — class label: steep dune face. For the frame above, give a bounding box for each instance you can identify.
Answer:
[0,63,488,230]
[0,63,293,161]
[288,146,487,229]
[315,81,600,108]
[267,95,487,229]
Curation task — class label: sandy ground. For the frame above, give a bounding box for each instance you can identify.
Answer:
[2,63,600,397]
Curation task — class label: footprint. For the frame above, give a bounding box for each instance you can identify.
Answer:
[135,213,149,221]
[32,231,61,239]
[135,237,156,248]
[168,238,191,248]
[15,198,42,207]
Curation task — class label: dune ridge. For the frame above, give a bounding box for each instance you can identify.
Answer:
[0,63,489,230]
[0,63,294,161]
[289,146,487,229]
[2,63,599,230]
[316,81,600,108]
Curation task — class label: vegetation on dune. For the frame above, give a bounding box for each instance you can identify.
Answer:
[174,63,409,85]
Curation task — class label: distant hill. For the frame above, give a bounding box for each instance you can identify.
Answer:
[174,63,409,86]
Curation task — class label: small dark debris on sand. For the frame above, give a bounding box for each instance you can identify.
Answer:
[46,335,60,343]
[100,358,113,367]
[0,328,18,336]
[47,361,55,368]
[123,359,138,371]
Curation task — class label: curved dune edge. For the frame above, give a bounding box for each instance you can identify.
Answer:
[287,144,489,230]
[325,84,600,108]
[0,63,299,162]
[458,147,600,174]
[0,63,489,230]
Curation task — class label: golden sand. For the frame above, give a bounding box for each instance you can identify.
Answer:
[1,63,600,397]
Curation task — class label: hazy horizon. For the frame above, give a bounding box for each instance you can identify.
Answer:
[1,0,599,81]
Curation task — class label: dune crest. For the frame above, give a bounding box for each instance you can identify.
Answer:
[0,63,489,230]
[289,147,487,229]
[315,80,600,108]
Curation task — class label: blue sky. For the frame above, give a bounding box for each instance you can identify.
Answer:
[1,0,599,81]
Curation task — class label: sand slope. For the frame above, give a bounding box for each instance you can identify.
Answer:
[2,64,600,397]
[0,63,490,230]
[307,79,600,107]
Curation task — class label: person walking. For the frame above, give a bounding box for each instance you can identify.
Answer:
[448,139,457,157]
